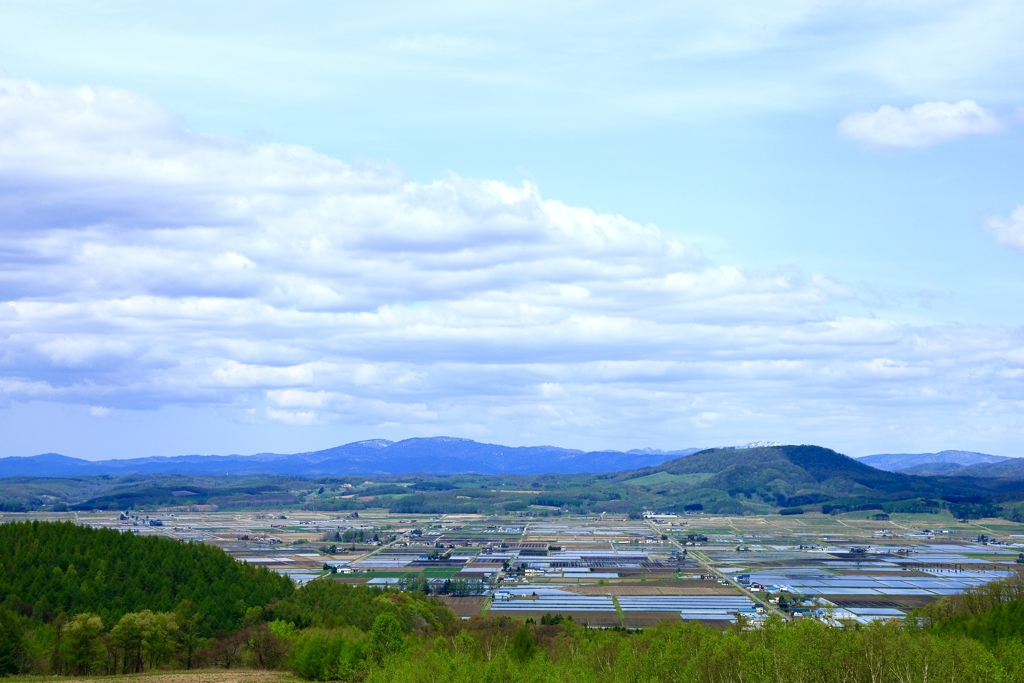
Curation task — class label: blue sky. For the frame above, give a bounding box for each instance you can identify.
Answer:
[1,1,1023,459]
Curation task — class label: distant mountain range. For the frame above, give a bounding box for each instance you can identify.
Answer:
[858,450,1024,479]
[0,437,702,478]
[4,444,1024,516]
[3,440,1021,482]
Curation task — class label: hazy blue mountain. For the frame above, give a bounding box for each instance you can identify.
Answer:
[949,458,1024,480]
[0,437,701,478]
[0,453,102,477]
[858,450,1012,473]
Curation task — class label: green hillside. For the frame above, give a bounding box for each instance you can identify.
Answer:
[617,445,1021,516]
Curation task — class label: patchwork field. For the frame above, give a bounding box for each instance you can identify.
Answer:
[5,508,1021,628]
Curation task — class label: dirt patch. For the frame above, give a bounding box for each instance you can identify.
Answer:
[656,586,739,595]
[436,596,488,616]
[828,599,904,609]
[886,595,940,609]
[565,585,660,596]
[614,569,678,579]
[622,612,682,628]
[694,619,740,630]
[819,594,938,609]
[38,670,298,683]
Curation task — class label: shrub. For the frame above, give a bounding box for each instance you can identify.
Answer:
[290,628,366,681]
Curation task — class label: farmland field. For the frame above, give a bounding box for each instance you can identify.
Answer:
[435,596,489,616]
[3,507,1022,628]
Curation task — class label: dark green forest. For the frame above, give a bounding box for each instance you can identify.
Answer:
[0,521,293,633]
[3,521,1024,681]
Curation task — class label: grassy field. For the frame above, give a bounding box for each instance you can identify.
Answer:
[624,472,713,487]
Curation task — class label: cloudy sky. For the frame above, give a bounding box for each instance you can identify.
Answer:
[1,1,1023,460]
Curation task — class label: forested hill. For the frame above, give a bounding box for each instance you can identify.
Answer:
[655,445,918,491]
[0,521,292,632]
[617,444,1024,516]
[0,521,454,677]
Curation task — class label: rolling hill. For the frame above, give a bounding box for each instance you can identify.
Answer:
[617,445,1024,516]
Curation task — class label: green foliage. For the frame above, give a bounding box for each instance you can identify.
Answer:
[935,598,1024,645]
[998,501,1024,522]
[110,609,179,673]
[360,484,409,496]
[363,617,1016,683]
[508,625,536,662]
[73,477,303,510]
[290,628,367,681]
[389,493,480,514]
[272,579,454,634]
[409,481,456,492]
[269,618,300,640]
[0,606,27,675]
[59,613,105,675]
[919,570,1024,646]
[173,599,204,670]
[368,612,405,665]
[0,520,293,633]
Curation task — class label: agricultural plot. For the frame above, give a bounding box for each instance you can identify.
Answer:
[565,582,737,596]
[622,612,683,628]
[502,611,623,628]
[435,596,489,617]
[617,596,756,621]
[648,512,1024,622]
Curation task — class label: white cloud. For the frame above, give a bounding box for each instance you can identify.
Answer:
[986,206,1024,253]
[265,408,320,426]
[838,100,1002,149]
[0,78,1023,451]
[89,406,111,418]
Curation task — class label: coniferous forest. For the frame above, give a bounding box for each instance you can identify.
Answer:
[3,521,1024,682]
